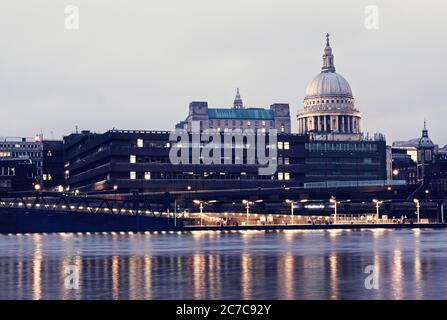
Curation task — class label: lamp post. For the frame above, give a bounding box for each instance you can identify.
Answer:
[414,199,420,224]
[193,200,216,226]
[193,200,204,226]
[329,197,337,224]
[372,199,382,222]
[285,199,295,224]
[242,200,253,225]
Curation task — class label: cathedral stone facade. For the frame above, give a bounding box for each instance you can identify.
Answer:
[297,34,362,141]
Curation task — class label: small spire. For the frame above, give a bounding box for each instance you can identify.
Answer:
[322,33,335,73]
[233,88,243,109]
[422,119,429,138]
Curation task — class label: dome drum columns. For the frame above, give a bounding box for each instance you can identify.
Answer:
[298,114,361,134]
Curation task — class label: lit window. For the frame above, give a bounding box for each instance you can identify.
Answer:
[247,121,251,126]
[137,139,144,148]
[281,125,285,133]
[130,155,136,163]
[277,142,284,150]
[130,172,136,180]
[284,142,290,150]
[144,172,151,180]
[284,173,290,180]
[278,172,284,180]
[262,121,266,126]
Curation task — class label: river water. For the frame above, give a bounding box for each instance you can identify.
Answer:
[0,229,446,300]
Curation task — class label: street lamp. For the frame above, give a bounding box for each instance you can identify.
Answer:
[193,200,204,226]
[414,199,420,224]
[193,200,216,226]
[329,197,337,223]
[242,200,254,225]
[285,199,295,224]
[372,199,383,222]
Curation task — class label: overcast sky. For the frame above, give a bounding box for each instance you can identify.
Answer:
[0,0,446,144]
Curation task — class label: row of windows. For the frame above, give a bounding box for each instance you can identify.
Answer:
[136,139,170,149]
[0,143,41,149]
[128,171,292,180]
[0,151,42,159]
[129,155,289,165]
[0,167,15,176]
[133,140,290,153]
[306,143,378,152]
[209,120,273,127]
[305,98,353,106]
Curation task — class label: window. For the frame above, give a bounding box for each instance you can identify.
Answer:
[137,139,144,148]
[262,121,266,126]
[284,173,290,180]
[284,142,290,150]
[278,172,284,180]
[247,121,251,126]
[281,125,285,133]
[130,155,136,163]
[144,172,151,180]
[130,172,136,180]
[47,150,52,157]
[278,142,284,150]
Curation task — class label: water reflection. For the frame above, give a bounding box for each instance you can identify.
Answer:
[0,230,446,300]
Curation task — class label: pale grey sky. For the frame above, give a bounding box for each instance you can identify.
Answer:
[0,0,446,145]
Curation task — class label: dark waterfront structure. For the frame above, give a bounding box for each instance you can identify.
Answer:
[63,130,307,193]
[42,140,64,191]
[305,138,387,183]
[0,158,37,192]
[391,147,417,184]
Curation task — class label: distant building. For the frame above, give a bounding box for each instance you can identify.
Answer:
[176,89,291,134]
[416,121,436,184]
[0,158,37,192]
[391,122,447,197]
[0,136,43,181]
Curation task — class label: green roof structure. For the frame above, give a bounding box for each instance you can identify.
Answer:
[208,108,274,120]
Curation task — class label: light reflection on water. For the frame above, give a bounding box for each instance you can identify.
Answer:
[0,229,447,300]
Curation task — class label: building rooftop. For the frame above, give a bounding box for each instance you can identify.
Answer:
[208,108,274,120]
